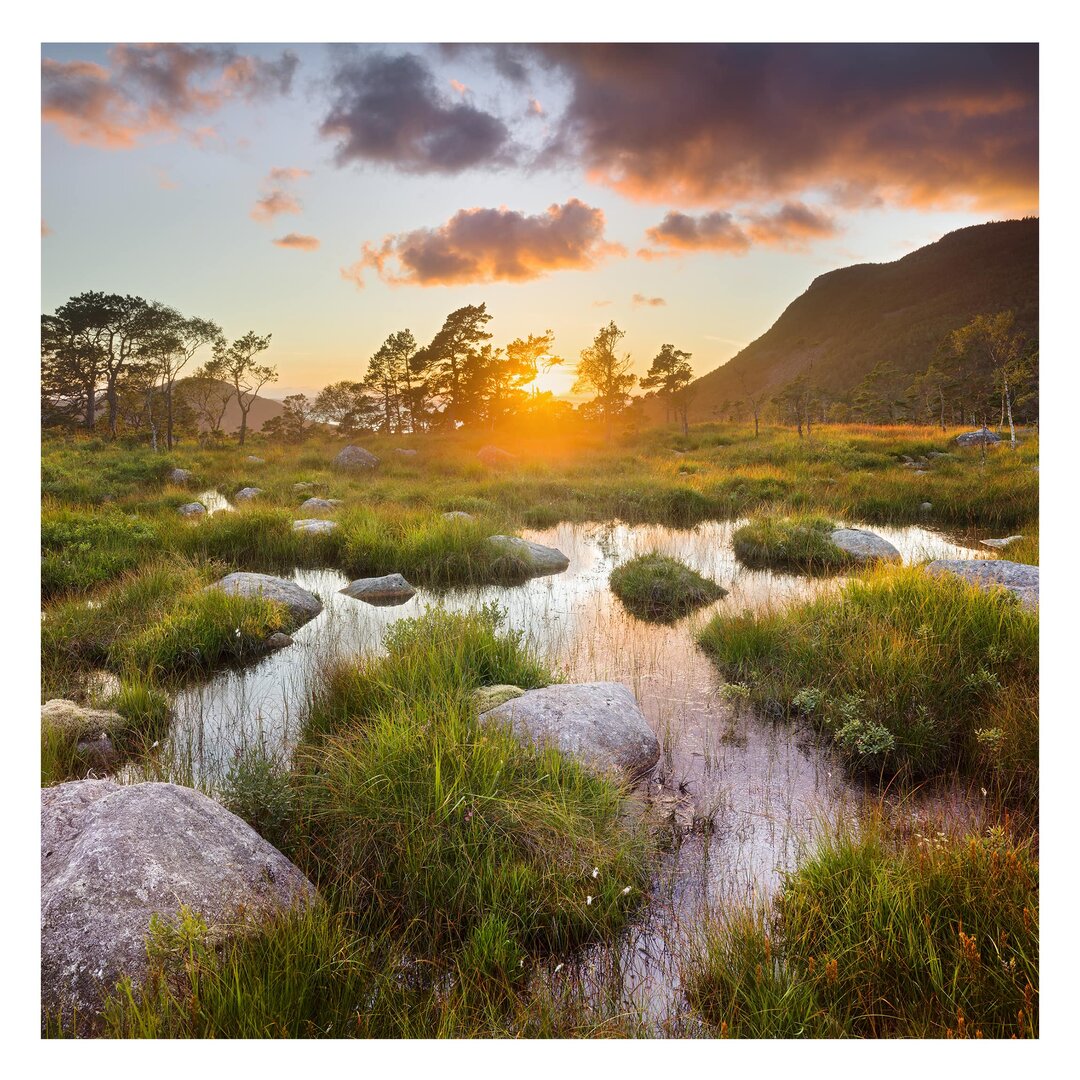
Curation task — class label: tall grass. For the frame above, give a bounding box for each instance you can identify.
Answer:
[697,565,1038,794]
[684,816,1038,1038]
[731,513,853,573]
[609,552,726,622]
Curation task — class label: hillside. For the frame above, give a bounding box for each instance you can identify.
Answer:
[174,378,285,434]
[688,218,1038,415]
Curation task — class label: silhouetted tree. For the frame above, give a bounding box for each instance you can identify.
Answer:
[215,332,276,446]
[574,321,636,435]
[641,343,694,436]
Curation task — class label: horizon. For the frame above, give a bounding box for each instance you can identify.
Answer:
[41,43,1038,399]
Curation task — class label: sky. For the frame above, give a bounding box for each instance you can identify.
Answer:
[40,43,1039,398]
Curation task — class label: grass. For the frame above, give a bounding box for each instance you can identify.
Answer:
[732,513,854,573]
[684,816,1038,1038]
[697,565,1038,795]
[609,552,727,622]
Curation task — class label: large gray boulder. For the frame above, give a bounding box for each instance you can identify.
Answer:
[340,573,416,606]
[41,780,315,1034]
[334,445,379,469]
[955,427,1002,447]
[925,559,1039,610]
[292,519,338,535]
[299,497,342,514]
[829,528,901,564]
[208,572,323,628]
[488,535,570,576]
[480,682,660,779]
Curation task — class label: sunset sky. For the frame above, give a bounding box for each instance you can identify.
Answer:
[40,43,1039,397]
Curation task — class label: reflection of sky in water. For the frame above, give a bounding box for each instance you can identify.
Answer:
[160,519,994,1028]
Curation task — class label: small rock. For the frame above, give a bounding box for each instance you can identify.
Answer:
[394,448,418,457]
[299,497,342,514]
[488,535,569,575]
[334,445,379,469]
[178,502,206,517]
[293,482,315,493]
[292,519,338,535]
[473,685,526,712]
[41,781,315,1035]
[919,502,933,513]
[167,468,194,485]
[477,445,515,467]
[74,733,120,771]
[339,573,416,606]
[246,456,265,464]
[234,487,263,502]
[265,632,294,651]
[208,572,323,629]
[442,511,473,521]
[829,528,901,564]
[925,559,1039,610]
[955,427,1002,447]
[480,682,660,779]
[980,535,1025,549]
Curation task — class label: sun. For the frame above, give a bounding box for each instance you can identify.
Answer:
[527,361,577,398]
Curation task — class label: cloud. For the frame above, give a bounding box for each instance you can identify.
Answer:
[320,51,514,174]
[527,98,545,117]
[632,293,666,307]
[342,198,625,287]
[449,79,469,96]
[251,167,310,222]
[42,44,298,149]
[531,43,1037,212]
[592,299,613,307]
[640,202,838,259]
[273,233,320,251]
[41,219,52,238]
[155,167,178,190]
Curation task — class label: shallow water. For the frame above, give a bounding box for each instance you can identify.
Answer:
[156,519,994,1029]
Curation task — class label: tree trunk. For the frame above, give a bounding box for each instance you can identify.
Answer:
[84,379,96,430]
[238,407,248,446]
[1005,375,1016,449]
[107,381,119,438]
[165,381,174,450]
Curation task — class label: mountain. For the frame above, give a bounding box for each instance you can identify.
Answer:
[687,218,1038,415]
[174,378,286,433]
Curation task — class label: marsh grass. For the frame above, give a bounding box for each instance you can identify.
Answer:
[732,514,853,573]
[697,565,1038,794]
[609,553,727,622]
[684,816,1038,1038]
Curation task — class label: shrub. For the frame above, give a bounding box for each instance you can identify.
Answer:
[609,553,726,622]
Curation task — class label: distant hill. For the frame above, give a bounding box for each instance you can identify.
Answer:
[687,218,1038,415]
[174,378,285,434]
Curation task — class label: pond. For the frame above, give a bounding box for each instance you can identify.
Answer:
[154,518,996,1029]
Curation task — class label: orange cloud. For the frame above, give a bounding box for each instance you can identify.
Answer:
[632,293,666,307]
[42,44,298,150]
[273,233,320,251]
[41,219,52,238]
[343,198,625,288]
[251,167,310,222]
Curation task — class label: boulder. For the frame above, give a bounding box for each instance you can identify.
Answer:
[41,780,315,1034]
[339,573,416,606]
[394,448,418,457]
[246,456,265,464]
[265,632,294,651]
[480,682,660,779]
[955,427,1001,447]
[208,572,323,629]
[980,535,1025,549]
[919,502,933,513]
[442,511,473,521]
[293,482,315,493]
[477,445,515,467]
[925,559,1039,610]
[292,519,338,535]
[488,535,570,576]
[473,684,525,712]
[178,502,206,517]
[167,468,194,485]
[828,528,901,564]
[334,445,379,469]
[234,487,263,502]
[298,497,342,514]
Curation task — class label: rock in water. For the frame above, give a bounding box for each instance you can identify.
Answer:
[177,502,206,517]
[980,535,1025,549]
[829,528,901,564]
[925,559,1039,610]
[41,780,315,1034]
[265,632,294,651]
[339,573,416,606]
[334,445,379,469]
[234,487,263,502]
[955,427,1002,447]
[298,497,342,514]
[167,468,194,485]
[292,519,338,535]
[208,572,323,628]
[480,682,660,779]
[488,535,570,576]
[477,445,515,466]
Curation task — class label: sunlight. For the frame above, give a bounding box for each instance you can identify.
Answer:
[527,360,577,398]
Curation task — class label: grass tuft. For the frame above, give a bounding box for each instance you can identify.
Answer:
[609,552,726,622]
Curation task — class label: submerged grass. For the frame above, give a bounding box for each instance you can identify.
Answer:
[684,816,1038,1038]
[732,513,853,573]
[697,565,1038,795]
[609,552,727,622]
